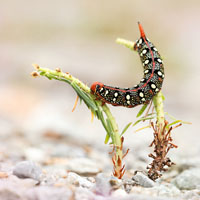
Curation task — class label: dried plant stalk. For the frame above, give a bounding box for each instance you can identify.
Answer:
[147,120,179,180]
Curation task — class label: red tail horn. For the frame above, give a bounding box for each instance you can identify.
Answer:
[138,22,145,38]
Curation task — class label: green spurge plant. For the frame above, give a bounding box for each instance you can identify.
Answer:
[32,36,189,180]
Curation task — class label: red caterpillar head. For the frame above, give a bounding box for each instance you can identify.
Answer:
[134,22,146,51]
[90,82,104,94]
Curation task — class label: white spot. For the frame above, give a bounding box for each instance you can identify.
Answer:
[157,58,162,63]
[127,100,131,105]
[157,71,162,76]
[139,92,144,98]
[104,90,109,96]
[134,84,139,88]
[144,59,149,65]
[141,78,145,82]
[126,94,131,100]
[139,39,142,44]
[141,98,146,102]
[140,52,143,56]
[162,74,165,78]
[153,47,158,51]
[151,84,156,89]
[113,98,116,102]
[155,88,159,92]
[144,69,149,74]
[100,88,104,92]
[114,92,118,97]
[142,49,147,54]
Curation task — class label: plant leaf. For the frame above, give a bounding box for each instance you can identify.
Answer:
[166,119,191,129]
[132,116,155,127]
[104,133,110,144]
[71,82,97,112]
[134,125,151,133]
[137,104,148,118]
[121,122,132,136]
[161,92,165,101]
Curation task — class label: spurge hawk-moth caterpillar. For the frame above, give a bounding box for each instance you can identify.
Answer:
[91,22,164,108]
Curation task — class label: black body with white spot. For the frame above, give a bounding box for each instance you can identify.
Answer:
[90,23,164,108]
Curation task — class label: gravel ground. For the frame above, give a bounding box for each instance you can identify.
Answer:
[0,106,200,200]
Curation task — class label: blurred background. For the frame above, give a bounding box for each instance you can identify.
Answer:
[0,0,199,173]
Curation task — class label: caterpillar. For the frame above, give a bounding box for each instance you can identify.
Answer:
[91,22,164,108]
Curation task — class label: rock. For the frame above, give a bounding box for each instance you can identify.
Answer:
[0,172,9,178]
[130,183,180,198]
[13,161,42,181]
[182,190,200,200]
[172,168,200,190]
[95,173,112,196]
[122,179,135,193]
[0,174,38,200]
[109,176,122,190]
[154,184,181,197]
[0,186,21,200]
[25,147,47,163]
[40,168,67,186]
[175,157,200,171]
[66,158,101,176]
[66,172,94,188]
[87,176,95,183]
[25,186,72,200]
[132,171,155,188]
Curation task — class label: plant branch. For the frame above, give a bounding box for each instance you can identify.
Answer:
[152,91,165,140]
[32,64,125,179]
[116,38,135,50]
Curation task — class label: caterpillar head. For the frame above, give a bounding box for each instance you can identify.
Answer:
[134,22,146,51]
[90,82,104,94]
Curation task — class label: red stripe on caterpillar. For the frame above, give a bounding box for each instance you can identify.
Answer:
[91,22,164,108]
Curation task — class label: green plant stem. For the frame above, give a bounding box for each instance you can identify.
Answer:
[102,105,122,158]
[37,67,91,93]
[33,65,123,176]
[153,91,165,140]
[116,38,135,50]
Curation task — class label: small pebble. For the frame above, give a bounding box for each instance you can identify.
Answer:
[122,179,135,193]
[66,172,94,188]
[25,148,47,163]
[0,172,8,178]
[13,161,42,181]
[95,173,112,196]
[154,184,181,197]
[172,168,200,190]
[0,187,21,200]
[132,171,155,188]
